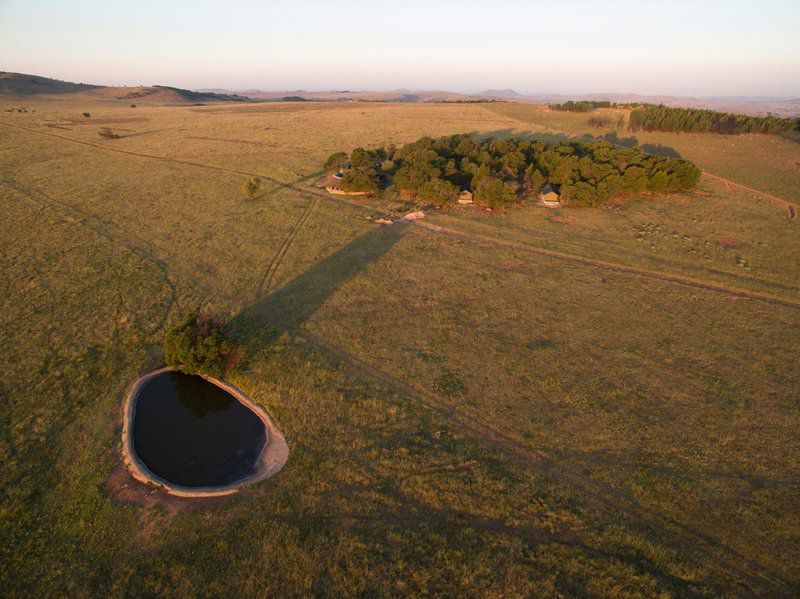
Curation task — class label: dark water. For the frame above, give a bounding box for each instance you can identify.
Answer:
[132,371,266,487]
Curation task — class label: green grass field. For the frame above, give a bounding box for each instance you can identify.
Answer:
[1,97,799,597]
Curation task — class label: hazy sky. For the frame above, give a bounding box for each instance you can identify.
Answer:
[1,0,799,97]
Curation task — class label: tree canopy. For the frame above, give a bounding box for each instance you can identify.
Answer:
[549,100,611,112]
[325,134,701,208]
[628,104,800,135]
[164,313,238,379]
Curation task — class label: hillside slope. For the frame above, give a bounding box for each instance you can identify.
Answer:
[0,72,247,103]
[0,72,100,95]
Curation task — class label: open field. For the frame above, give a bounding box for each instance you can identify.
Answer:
[1,97,799,597]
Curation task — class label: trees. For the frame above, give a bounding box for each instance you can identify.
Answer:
[588,116,612,128]
[324,134,701,210]
[417,178,457,204]
[341,168,380,193]
[242,177,261,198]
[349,147,376,168]
[549,100,611,112]
[323,152,348,173]
[164,313,238,378]
[628,104,800,136]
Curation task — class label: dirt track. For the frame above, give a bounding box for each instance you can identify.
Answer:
[2,118,798,311]
[2,118,796,594]
[701,170,800,210]
[412,221,800,308]
[297,329,793,595]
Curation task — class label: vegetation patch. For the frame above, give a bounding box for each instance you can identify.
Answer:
[431,370,468,398]
[163,312,241,378]
[325,134,700,208]
[549,100,612,112]
[628,104,800,135]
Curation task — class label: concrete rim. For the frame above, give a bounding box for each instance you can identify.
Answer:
[121,367,289,497]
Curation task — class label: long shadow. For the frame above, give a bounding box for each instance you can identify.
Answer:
[603,131,682,157]
[231,223,406,340]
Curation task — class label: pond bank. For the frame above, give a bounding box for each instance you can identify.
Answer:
[121,367,288,497]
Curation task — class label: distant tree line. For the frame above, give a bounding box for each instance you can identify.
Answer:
[549,100,612,112]
[628,104,800,135]
[323,134,700,207]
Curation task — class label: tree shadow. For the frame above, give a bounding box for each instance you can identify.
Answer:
[640,143,682,158]
[603,131,682,157]
[603,131,639,148]
[230,223,406,341]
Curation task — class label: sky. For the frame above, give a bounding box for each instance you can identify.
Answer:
[1,0,799,97]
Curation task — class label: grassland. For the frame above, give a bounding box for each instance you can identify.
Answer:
[1,96,799,597]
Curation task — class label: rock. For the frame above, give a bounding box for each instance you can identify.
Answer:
[375,218,393,225]
[402,210,425,221]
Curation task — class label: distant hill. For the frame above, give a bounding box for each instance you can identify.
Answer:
[4,72,798,116]
[478,89,527,99]
[0,72,247,104]
[0,72,100,95]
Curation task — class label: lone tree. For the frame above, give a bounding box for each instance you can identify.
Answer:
[163,312,239,378]
[242,176,261,198]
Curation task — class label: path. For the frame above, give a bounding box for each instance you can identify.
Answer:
[701,170,800,211]
[2,119,796,594]
[411,221,800,308]
[257,194,318,299]
[0,174,181,332]
[298,329,793,595]
[2,119,798,310]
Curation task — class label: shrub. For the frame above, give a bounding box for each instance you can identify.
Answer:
[163,313,239,378]
[431,370,467,398]
[98,127,119,139]
[130,104,136,109]
[82,112,91,118]
[242,176,261,198]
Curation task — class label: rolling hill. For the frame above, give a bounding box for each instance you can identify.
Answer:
[0,72,247,104]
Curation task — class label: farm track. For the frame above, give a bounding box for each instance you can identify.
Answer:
[411,221,800,308]
[1,121,797,593]
[2,119,798,309]
[701,170,800,210]
[298,329,793,595]
[257,195,318,299]
[0,174,181,332]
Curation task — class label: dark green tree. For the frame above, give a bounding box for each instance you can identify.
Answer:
[163,313,238,378]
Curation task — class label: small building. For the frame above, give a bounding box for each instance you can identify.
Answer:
[538,184,561,207]
[320,171,344,192]
[457,189,474,205]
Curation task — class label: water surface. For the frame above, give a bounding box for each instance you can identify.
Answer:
[132,371,266,487]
